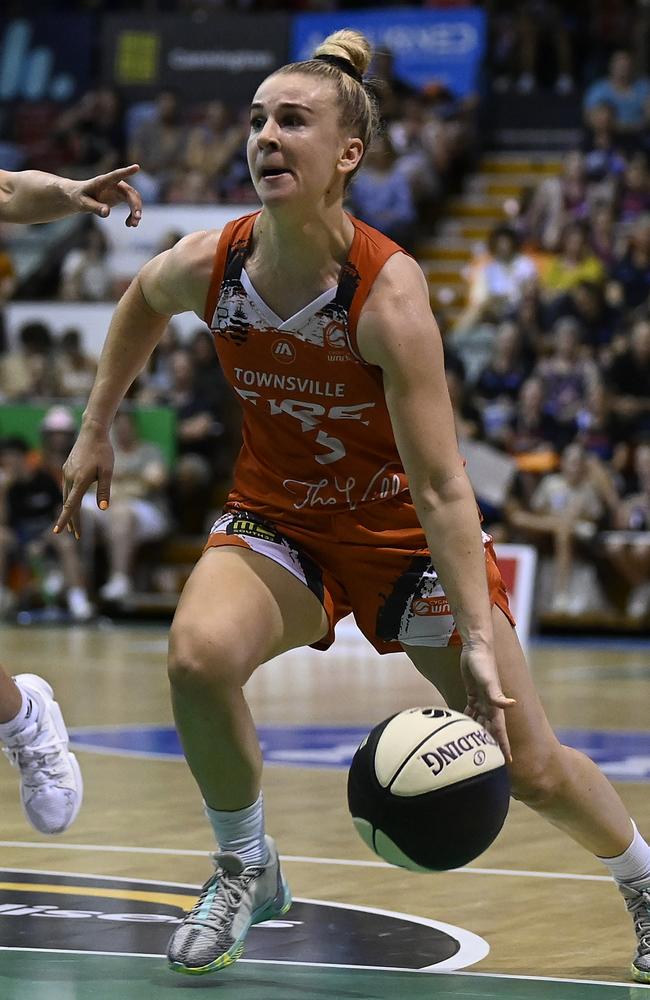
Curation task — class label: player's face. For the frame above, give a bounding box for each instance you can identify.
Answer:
[247,73,362,207]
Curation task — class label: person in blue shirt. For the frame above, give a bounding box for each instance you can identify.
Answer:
[584,50,650,136]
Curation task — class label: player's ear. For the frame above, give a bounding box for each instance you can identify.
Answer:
[339,137,363,177]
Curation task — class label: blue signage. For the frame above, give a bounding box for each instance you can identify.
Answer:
[0,16,94,102]
[291,8,486,97]
[72,724,650,782]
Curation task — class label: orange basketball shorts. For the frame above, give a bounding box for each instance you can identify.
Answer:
[204,496,515,654]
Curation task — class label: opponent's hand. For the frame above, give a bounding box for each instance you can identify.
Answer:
[53,427,114,539]
[459,645,516,762]
[71,165,143,227]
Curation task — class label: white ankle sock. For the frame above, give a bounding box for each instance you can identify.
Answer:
[0,685,39,743]
[598,822,650,888]
[205,793,268,866]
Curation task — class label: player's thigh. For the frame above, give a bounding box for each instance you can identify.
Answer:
[169,545,329,688]
[403,606,561,785]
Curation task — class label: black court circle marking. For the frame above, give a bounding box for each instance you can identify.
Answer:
[0,868,488,972]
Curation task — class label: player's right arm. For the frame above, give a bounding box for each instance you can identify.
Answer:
[54,229,219,536]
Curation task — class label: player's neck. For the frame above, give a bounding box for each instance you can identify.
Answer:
[252,205,354,284]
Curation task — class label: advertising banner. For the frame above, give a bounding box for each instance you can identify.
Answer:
[0,16,94,103]
[102,14,290,106]
[291,7,486,97]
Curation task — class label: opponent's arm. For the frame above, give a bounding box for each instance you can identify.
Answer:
[54,229,219,536]
[0,165,142,226]
[357,254,515,754]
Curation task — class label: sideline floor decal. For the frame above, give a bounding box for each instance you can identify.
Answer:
[70,724,650,781]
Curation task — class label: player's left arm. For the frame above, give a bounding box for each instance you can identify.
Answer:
[357,253,514,752]
[0,166,142,226]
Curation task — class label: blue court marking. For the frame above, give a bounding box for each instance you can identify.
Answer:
[70,725,650,781]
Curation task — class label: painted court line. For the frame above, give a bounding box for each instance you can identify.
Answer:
[0,840,613,883]
[0,946,646,990]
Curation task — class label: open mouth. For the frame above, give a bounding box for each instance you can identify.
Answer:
[261,167,292,179]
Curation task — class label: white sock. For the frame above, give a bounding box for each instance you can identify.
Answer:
[0,684,39,743]
[598,822,650,888]
[205,792,268,866]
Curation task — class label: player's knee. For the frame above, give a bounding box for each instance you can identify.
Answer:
[168,624,255,694]
[509,742,565,808]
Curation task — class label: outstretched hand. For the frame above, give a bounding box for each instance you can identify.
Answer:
[53,426,114,539]
[73,164,143,227]
[459,645,516,762]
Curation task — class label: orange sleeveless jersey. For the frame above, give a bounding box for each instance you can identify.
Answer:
[203,211,410,523]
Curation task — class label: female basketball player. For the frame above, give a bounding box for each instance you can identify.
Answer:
[54,34,650,982]
[0,163,142,835]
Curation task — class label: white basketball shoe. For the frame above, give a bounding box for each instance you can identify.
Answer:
[2,674,83,834]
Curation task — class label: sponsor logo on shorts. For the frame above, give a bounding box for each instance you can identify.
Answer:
[411,597,451,616]
[227,517,280,543]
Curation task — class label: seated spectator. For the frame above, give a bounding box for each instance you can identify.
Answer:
[584,49,650,140]
[574,382,627,463]
[387,95,440,207]
[55,328,97,401]
[539,222,605,299]
[510,443,614,615]
[347,134,418,250]
[128,90,187,203]
[51,88,124,179]
[581,101,627,185]
[81,410,170,604]
[605,317,650,440]
[59,223,116,302]
[474,321,532,445]
[589,202,621,267]
[184,101,246,190]
[534,316,601,431]
[526,152,591,250]
[504,376,561,503]
[545,280,620,357]
[0,426,93,621]
[601,441,650,619]
[617,152,650,223]
[464,225,538,321]
[608,213,650,309]
[161,348,227,465]
[137,322,182,404]
[0,321,59,401]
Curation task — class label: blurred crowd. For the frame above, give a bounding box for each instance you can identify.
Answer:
[3,46,478,263]
[1,6,649,627]
[0,321,241,621]
[445,45,650,623]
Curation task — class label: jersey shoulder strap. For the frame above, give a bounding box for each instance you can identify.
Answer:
[339,216,410,352]
[203,211,260,326]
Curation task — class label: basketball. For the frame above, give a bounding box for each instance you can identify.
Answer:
[347,707,511,871]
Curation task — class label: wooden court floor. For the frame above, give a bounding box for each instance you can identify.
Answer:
[0,622,649,999]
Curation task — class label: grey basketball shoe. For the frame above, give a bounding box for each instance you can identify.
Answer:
[2,674,83,835]
[168,835,291,975]
[620,882,650,983]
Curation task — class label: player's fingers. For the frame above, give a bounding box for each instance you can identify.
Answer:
[96,473,112,511]
[116,181,142,227]
[78,195,110,218]
[91,164,140,187]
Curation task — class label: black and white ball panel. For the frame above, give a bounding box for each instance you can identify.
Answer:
[374,708,506,795]
[347,708,511,871]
